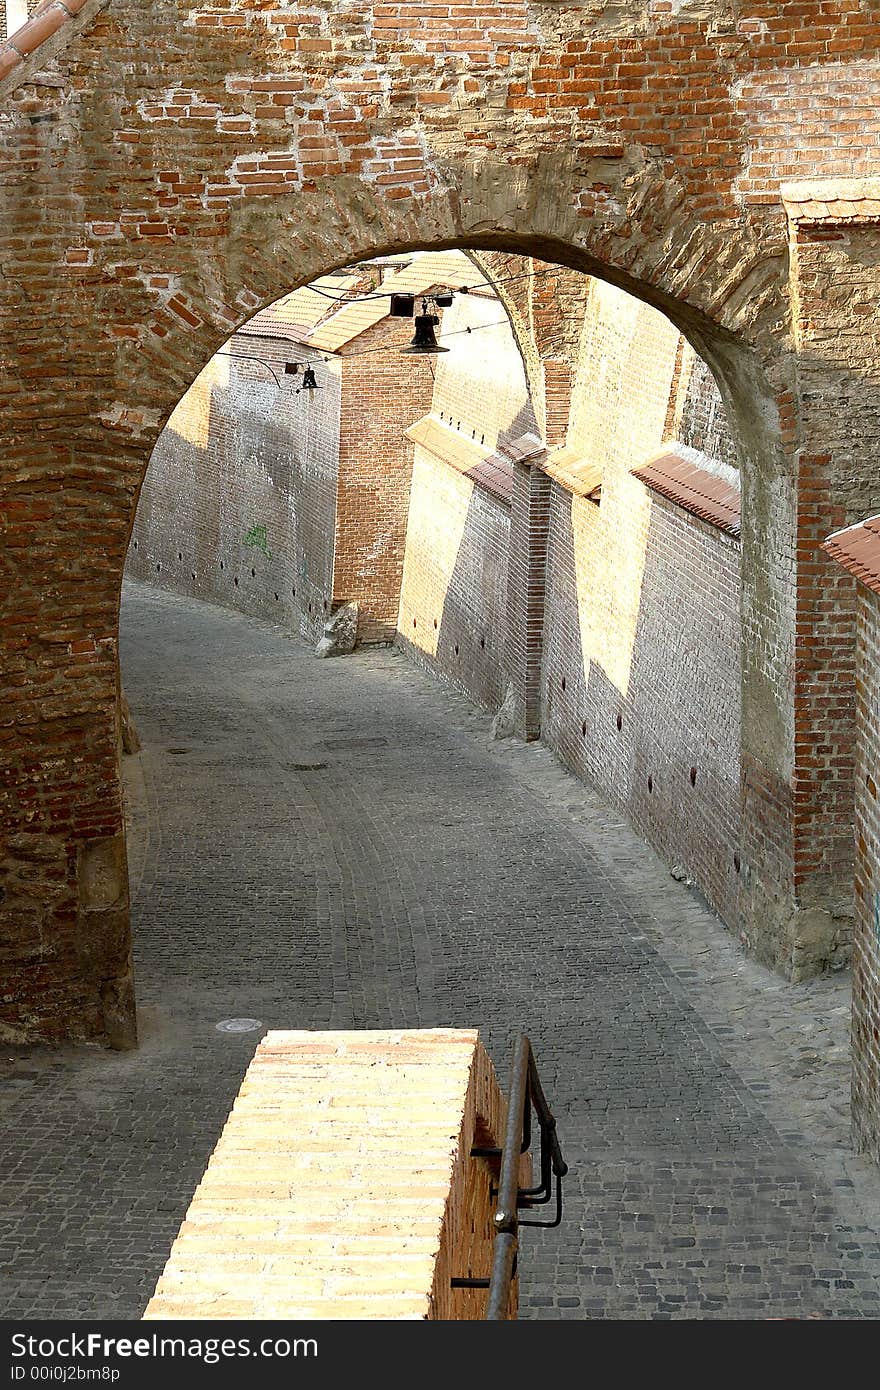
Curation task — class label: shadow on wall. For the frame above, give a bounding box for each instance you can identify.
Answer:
[126,347,341,645]
[543,485,742,928]
[395,396,539,716]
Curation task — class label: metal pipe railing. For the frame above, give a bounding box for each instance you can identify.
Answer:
[485,1034,567,1320]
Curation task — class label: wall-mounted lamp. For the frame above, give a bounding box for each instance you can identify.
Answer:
[285,361,321,393]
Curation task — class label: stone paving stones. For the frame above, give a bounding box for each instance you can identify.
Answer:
[1,581,879,1320]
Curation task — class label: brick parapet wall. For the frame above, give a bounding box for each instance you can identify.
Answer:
[396,448,510,715]
[143,1029,511,1321]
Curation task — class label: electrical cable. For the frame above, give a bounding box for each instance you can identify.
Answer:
[300,260,561,306]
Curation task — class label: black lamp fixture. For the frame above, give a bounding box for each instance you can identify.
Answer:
[285,361,321,393]
[401,298,449,355]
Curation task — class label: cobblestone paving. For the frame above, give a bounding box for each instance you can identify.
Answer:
[2,581,880,1320]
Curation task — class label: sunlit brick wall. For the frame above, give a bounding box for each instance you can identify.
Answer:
[542,281,742,926]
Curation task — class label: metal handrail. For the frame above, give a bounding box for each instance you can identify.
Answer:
[485,1034,568,1320]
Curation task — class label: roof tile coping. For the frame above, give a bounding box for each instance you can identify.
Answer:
[782,178,880,224]
[407,416,544,507]
[632,444,741,537]
[0,0,101,92]
[541,445,603,501]
[824,515,880,596]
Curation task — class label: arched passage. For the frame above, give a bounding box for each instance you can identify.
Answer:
[3,0,878,1048]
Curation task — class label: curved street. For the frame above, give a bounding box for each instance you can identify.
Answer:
[2,582,880,1320]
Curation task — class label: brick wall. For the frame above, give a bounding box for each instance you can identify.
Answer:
[396,290,536,711]
[335,317,434,645]
[397,452,510,714]
[143,1028,511,1320]
[128,336,341,646]
[853,588,880,1164]
[538,282,741,925]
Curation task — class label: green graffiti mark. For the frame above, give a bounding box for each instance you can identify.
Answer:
[243,524,272,561]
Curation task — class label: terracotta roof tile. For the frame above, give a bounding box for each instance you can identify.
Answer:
[824,516,880,595]
[781,178,880,223]
[236,274,360,342]
[308,252,479,353]
[406,414,515,505]
[0,0,92,90]
[541,445,602,500]
[633,450,741,536]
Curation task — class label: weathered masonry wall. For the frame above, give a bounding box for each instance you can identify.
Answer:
[4,0,880,1048]
[852,587,880,1164]
[128,341,341,646]
[396,290,535,710]
[540,281,741,927]
[144,1029,512,1320]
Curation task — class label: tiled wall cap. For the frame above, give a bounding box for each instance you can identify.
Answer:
[1,0,94,83]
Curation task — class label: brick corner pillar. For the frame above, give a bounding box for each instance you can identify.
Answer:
[760,180,880,981]
[143,1028,517,1320]
[504,459,551,741]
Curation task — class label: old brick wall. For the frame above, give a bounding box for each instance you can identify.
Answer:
[128,336,341,647]
[540,280,741,926]
[852,588,880,1164]
[2,1,879,1044]
[396,290,536,710]
[335,316,435,645]
[143,1029,511,1320]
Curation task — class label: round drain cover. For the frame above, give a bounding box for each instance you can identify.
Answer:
[215,1017,264,1034]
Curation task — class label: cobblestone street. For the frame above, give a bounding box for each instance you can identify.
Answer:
[2,582,880,1320]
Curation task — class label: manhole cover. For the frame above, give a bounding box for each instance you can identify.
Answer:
[215,1017,264,1034]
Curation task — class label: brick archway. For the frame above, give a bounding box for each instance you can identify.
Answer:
[2,0,877,1047]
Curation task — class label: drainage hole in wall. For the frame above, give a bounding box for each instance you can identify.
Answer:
[220,560,224,570]
[251,567,256,578]
[155,563,161,573]
[308,603,312,613]
[234,577,239,586]
[480,637,485,649]
[561,676,566,692]
[690,766,697,787]
[323,601,327,611]
[454,644,459,656]
[616,712,622,732]
[191,572,196,582]
[582,721,587,737]
[274,592,279,602]
[647,774,653,793]
[292,586,296,597]
[433,618,438,630]
[177,552,182,562]
[413,618,417,629]
[733,852,741,874]
[133,540,138,549]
